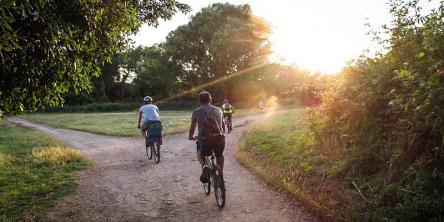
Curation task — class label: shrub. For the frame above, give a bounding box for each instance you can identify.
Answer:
[305,1,444,220]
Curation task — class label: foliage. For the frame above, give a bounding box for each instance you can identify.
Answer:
[0,122,90,221]
[127,45,184,99]
[0,0,189,116]
[306,0,444,220]
[164,3,272,99]
[47,3,313,108]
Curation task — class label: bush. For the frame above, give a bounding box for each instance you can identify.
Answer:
[305,1,444,220]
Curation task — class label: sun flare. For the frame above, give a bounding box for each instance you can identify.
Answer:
[253,0,387,74]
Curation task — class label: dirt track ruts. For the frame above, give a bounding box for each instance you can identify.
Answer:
[9,116,318,222]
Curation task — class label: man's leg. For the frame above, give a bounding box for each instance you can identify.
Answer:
[216,155,224,170]
[140,130,146,138]
[215,143,225,169]
[222,114,226,133]
[197,141,210,182]
[197,153,205,166]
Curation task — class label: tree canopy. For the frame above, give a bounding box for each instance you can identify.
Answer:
[0,0,189,116]
[165,3,271,89]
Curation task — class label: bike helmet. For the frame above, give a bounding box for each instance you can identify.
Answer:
[143,96,153,102]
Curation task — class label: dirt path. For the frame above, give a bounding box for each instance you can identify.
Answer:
[8,117,317,222]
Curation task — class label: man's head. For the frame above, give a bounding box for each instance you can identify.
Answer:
[223,99,228,104]
[198,91,212,105]
[143,96,153,104]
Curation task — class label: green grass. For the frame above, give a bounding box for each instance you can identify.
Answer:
[25,108,256,137]
[0,122,90,221]
[239,108,318,171]
[236,107,350,221]
[25,111,190,137]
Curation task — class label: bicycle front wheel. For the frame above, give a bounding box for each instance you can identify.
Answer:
[213,165,225,208]
[203,173,211,195]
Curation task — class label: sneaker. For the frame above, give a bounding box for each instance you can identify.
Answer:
[200,165,210,183]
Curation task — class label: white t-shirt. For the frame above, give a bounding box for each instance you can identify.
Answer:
[139,104,160,122]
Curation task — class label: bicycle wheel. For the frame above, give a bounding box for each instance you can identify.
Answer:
[203,167,211,195]
[153,139,160,163]
[213,165,225,208]
[146,138,153,160]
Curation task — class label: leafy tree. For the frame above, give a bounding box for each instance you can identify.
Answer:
[129,45,183,99]
[0,0,189,116]
[164,3,271,98]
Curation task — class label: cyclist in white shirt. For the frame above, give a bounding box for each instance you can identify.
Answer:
[137,96,160,138]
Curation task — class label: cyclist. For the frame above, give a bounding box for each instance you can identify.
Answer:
[221,99,234,133]
[188,91,225,183]
[259,101,265,112]
[137,96,160,139]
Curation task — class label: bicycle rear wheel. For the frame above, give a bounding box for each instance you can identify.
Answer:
[153,139,160,163]
[146,138,153,160]
[213,165,225,208]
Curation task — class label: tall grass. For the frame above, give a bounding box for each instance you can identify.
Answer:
[0,123,90,221]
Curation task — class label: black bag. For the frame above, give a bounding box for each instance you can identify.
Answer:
[202,108,224,144]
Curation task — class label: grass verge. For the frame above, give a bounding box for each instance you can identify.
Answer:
[25,108,256,137]
[0,122,90,221]
[235,108,356,221]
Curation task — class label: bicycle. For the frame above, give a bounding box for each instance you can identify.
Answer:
[145,120,162,163]
[146,136,161,163]
[194,137,226,208]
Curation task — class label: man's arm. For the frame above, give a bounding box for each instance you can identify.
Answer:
[188,119,197,140]
[137,112,142,129]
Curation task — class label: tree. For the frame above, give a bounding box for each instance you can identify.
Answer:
[129,45,183,99]
[164,3,271,99]
[0,0,189,116]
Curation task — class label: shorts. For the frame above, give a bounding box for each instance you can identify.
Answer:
[197,139,225,158]
[140,121,150,131]
[141,120,162,134]
[141,120,163,145]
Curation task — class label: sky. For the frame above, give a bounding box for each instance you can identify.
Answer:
[131,0,392,74]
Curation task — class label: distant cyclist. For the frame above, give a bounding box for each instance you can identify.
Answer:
[137,96,160,139]
[259,101,265,112]
[188,91,225,183]
[221,99,234,133]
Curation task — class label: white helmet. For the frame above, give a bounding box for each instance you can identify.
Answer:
[143,96,153,102]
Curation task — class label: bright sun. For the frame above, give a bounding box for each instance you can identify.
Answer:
[252,0,387,74]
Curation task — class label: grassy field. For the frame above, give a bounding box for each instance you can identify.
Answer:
[25,108,256,137]
[0,122,90,221]
[236,107,352,221]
